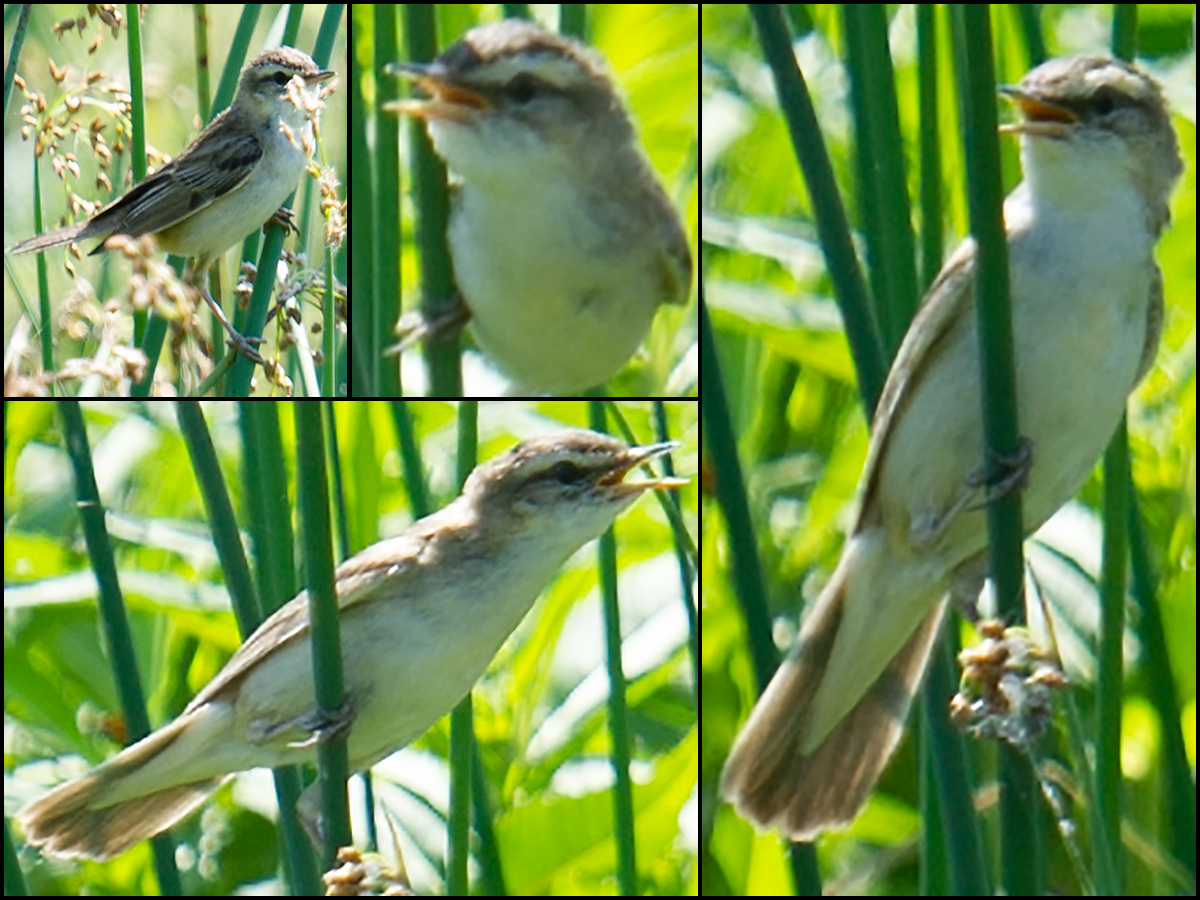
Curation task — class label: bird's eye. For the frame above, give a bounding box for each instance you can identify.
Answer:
[506,72,544,104]
[272,71,293,86]
[1092,88,1119,115]
[547,461,587,484]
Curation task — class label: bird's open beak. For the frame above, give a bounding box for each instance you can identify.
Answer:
[385,62,489,123]
[999,85,1079,139]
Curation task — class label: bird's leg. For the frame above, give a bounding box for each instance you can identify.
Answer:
[188,259,267,366]
[385,293,471,357]
[266,206,299,236]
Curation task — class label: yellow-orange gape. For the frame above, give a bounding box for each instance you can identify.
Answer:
[721,57,1182,839]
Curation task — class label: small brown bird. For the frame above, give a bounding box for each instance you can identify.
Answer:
[18,429,686,860]
[8,48,334,365]
[720,57,1182,840]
